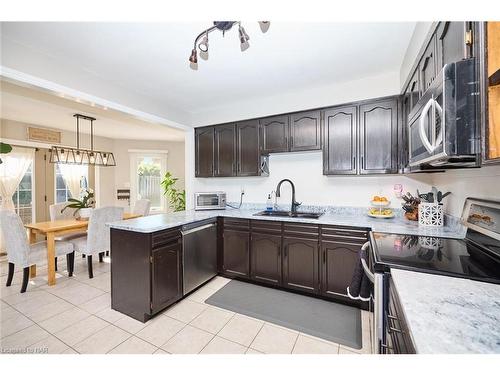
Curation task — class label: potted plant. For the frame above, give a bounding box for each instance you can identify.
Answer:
[62,188,96,219]
[160,172,186,212]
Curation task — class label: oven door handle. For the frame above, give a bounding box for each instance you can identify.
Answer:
[418,97,436,154]
[360,241,375,283]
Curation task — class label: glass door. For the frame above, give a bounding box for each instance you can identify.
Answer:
[130,153,167,213]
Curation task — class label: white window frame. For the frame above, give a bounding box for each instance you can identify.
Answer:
[129,150,168,213]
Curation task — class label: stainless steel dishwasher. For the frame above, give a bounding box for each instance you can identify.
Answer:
[181,220,218,295]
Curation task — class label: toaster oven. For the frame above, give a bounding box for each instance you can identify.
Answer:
[194,192,226,210]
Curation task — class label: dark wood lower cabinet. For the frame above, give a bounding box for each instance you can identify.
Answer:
[151,239,182,314]
[282,237,319,294]
[222,229,250,278]
[251,233,282,285]
[111,227,182,322]
[321,240,363,299]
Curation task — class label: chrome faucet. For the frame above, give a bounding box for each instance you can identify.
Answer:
[275,179,301,213]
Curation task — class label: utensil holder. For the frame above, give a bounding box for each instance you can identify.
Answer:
[418,203,444,227]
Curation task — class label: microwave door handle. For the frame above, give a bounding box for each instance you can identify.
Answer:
[419,98,436,154]
[433,100,444,148]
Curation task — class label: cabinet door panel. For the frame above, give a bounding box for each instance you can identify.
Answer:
[323,106,357,175]
[321,241,359,298]
[251,233,282,285]
[195,127,214,177]
[151,241,182,313]
[283,237,319,294]
[436,22,467,68]
[290,110,321,151]
[419,35,438,93]
[260,115,289,153]
[222,229,250,278]
[359,98,399,174]
[237,120,260,176]
[214,124,236,177]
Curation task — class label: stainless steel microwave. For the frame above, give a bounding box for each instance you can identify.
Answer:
[408,58,479,168]
[194,192,226,210]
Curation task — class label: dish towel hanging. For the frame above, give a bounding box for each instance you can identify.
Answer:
[347,243,373,301]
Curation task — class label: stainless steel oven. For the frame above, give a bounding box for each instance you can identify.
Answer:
[194,192,226,210]
[408,58,479,167]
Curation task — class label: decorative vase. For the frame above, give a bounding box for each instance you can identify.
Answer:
[418,203,444,227]
[78,207,93,220]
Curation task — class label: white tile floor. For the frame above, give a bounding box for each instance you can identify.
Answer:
[0,256,372,354]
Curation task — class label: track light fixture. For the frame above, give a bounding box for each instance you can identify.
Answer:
[189,21,270,70]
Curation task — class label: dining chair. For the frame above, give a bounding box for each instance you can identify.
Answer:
[68,206,123,278]
[133,199,151,216]
[49,202,87,269]
[0,210,75,293]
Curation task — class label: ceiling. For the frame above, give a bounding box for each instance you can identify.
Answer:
[0,81,186,141]
[1,22,416,124]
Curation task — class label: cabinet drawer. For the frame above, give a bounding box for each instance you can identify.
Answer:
[321,225,369,240]
[223,218,250,231]
[152,228,182,248]
[283,223,319,239]
[251,220,282,234]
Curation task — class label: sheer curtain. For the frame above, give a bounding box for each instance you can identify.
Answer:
[0,146,34,253]
[0,146,34,210]
[59,164,87,199]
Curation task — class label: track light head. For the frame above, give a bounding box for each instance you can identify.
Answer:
[258,21,270,33]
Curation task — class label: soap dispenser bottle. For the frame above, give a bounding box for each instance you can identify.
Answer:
[266,194,273,211]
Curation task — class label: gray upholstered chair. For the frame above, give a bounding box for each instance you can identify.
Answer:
[133,199,151,216]
[0,210,75,293]
[49,202,87,269]
[68,206,123,278]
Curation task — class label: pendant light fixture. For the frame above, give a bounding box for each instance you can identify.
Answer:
[49,114,116,167]
[189,21,270,70]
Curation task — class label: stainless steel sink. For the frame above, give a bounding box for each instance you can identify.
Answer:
[253,210,324,219]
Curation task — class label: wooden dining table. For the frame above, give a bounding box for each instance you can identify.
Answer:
[25,212,141,286]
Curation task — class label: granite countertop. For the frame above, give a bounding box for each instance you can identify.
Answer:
[391,268,500,354]
[107,204,466,238]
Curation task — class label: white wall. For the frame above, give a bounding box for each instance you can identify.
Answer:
[399,22,434,88]
[191,71,401,126]
[430,166,500,217]
[193,151,433,209]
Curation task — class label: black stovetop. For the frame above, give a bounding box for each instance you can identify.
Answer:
[370,229,500,284]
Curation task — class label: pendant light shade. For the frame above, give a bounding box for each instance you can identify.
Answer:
[49,114,116,167]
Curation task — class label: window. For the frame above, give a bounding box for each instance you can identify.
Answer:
[14,163,34,224]
[130,152,167,212]
[55,164,88,203]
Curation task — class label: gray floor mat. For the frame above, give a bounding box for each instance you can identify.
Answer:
[205,280,362,349]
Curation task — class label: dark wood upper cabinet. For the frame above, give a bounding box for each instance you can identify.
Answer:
[251,233,282,286]
[320,240,360,299]
[289,110,322,151]
[260,115,290,153]
[359,98,399,174]
[323,105,358,175]
[151,240,182,314]
[419,35,438,94]
[195,127,215,177]
[436,22,468,68]
[236,120,261,176]
[282,237,319,294]
[214,124,236,177]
